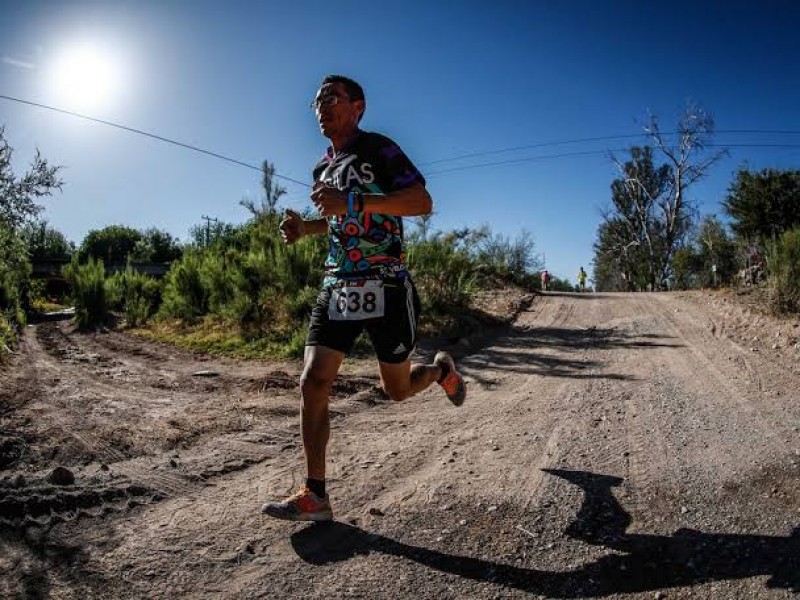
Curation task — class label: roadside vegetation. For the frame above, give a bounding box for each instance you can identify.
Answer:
[138,214,542,359]
[53,163,545,360]
[3,114,799,363]
[591,104,800,316]
[0,126,62,360]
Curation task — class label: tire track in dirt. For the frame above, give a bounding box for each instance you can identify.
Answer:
[618,295,684,520]
[521,295,676,531]
[4,291,799,599]
[650,294,797,456]
[601,294,798,535]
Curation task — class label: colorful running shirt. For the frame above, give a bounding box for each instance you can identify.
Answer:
[312,130,426,285]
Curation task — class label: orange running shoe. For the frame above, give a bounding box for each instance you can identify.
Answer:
[435,351,466,406]
[261,486,333,521]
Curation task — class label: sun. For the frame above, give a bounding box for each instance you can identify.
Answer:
[48,42,123,112]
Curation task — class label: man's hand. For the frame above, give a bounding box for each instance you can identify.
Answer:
[279,209,306,244]
[311,182,347,217]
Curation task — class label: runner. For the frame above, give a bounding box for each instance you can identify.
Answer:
[540,269,550,292]
[261,75,467,522]
[577,266,587,292]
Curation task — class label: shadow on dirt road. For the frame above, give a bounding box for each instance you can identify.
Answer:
[291,470,799,597]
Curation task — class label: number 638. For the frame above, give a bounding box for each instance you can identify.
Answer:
[336,290,377,313]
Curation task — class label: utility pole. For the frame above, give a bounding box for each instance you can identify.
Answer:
[201,215,219,247]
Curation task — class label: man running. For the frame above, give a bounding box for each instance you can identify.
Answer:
[577,266,587,292]
[540,270,550,292]
[261,75,466,522]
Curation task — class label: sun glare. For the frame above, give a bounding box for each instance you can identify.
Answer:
[48,42,123,112]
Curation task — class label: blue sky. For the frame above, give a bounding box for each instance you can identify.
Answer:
[1,0,799,284]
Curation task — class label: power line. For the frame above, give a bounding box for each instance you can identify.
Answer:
[0,93,311,189]
[425,143,800,177]
[3,93,797,185]
[420,130,800,167]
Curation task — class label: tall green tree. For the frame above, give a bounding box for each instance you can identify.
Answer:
[0,126,62,350]
[593,218,648,291]
[79,225,142,264]
[694,215,737,287]
[131,227,183,263]
[670,245,699,290]
[0,126,62,230]
[21,220,74,261]
[722,168,800,240]
[605,146,672,290]
[188,219,239,249]
[595,104,725,291]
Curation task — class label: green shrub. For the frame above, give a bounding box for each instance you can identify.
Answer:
[0,310,17,360]
[285,285,319,322]
[281,324,309,359]
[407,237,479,313]
[159,221,326,335]
[63,256,107,329]
[128,273,162,325]
[766,227,800,314]
[151,217,544,357]
[105,271,125,310]
[475,230,539,288]
[0,224,30,340]
[159,251,207,321]
[106,268,162,327]
[0,267,22,316]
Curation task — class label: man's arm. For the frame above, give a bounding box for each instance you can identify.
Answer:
[362,183,432,217]
[279,210,328,245]
[302,218,329,236]
[311,183,432,217]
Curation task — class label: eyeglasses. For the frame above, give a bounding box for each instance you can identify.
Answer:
[309,94,350,111]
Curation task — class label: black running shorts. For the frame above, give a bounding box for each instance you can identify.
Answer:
[307,278,421,364]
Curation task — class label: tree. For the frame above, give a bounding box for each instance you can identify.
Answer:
[0,126,62,343]
[641,102,726,286]
[411,213,435,242]
[722,168,800,241]
[188,220,238,248]
[595,104,726,291]
[131,228,183,263]
[606,146,672,290]
[694,215,737,287]
[476,229,542,285]
[593,218,647,291]
[0,126,62,230]
[21,220,74,261]
[79,225,142,265]
[670,245,699,290]
[240,160,287,221]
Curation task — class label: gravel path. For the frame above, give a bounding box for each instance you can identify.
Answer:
[1,290,798,599]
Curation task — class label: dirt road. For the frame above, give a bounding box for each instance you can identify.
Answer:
[1,290,798,599]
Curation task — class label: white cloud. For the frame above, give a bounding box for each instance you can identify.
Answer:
[2,56,36,70]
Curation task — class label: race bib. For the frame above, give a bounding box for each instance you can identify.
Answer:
[328,280,385,321]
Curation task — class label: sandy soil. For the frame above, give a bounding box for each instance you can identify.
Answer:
[1,289,798,599]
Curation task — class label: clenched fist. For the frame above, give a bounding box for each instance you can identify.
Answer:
[310,181,347,217]
[279,209,306,244]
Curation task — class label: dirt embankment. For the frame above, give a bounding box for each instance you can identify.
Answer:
[1,289,798,599]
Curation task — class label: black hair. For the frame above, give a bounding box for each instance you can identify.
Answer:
[321,74,366,122]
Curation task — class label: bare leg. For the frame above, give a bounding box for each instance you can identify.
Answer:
[378,358,442,402]
[300,345,344,480]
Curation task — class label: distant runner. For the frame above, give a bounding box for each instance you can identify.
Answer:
[540,270,550,292]
[261,75,466,522]
[577,266,587,292]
